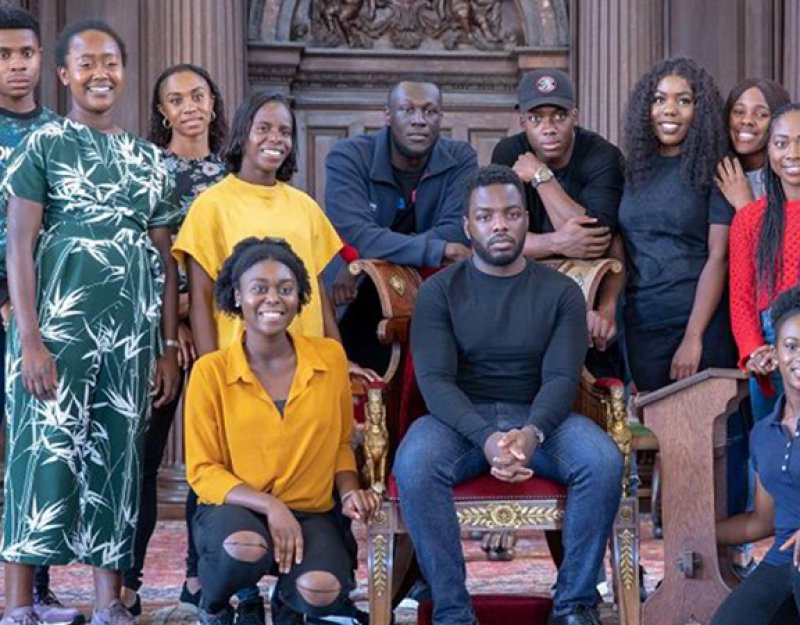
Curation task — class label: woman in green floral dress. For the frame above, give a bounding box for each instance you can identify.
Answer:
[0,19,180,625]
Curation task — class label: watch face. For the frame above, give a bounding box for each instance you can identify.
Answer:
[534,167,553,185]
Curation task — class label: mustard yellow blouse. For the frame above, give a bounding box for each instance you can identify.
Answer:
[185,333,356,513]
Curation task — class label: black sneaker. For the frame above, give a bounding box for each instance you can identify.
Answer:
[269,594,302,625]
[198,606,234,625]
[179,582,202,608]
[234,600,265,625]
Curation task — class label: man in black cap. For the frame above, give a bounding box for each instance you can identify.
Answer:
[492,68,625,373]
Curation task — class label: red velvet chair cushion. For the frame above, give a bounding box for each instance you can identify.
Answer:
[417,595,553,625]
[387,473,567,501]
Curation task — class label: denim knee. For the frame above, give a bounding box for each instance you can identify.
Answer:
[580,435,624,492]
[394,419,451,492]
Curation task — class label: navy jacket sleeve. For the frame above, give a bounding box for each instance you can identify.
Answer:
[325,139,446,267]
[410,276,496,448]
[526,281,587,436]
[426,141,476,247]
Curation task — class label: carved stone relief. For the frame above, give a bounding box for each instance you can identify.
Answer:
[288,0,524,50]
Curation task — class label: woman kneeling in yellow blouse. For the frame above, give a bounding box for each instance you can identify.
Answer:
[185,236,380,625]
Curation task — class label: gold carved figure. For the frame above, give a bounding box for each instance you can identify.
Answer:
[363,387,389,494]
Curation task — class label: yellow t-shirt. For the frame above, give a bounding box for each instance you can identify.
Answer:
[185,333,357,512]
[172,174,342,346]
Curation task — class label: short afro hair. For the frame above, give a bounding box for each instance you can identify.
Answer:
[215,237,312,318]
[464,164,525,214]
[0,6,40,42]
[54,19,127,69]
[770,285,800,338]
[387,73,441,107]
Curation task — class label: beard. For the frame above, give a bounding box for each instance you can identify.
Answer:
[471,234,524,267]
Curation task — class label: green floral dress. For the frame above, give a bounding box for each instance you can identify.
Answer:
[0,118,177,568]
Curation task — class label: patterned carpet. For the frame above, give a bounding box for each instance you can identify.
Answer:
[0,516,769,624]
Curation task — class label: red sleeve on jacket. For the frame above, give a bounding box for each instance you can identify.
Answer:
[729,199,766,369]
[339,243,360,263]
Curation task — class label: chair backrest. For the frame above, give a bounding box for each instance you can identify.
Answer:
[352,257,623,439]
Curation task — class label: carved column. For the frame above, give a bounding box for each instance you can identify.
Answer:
[785,0,800,99]
[573,0,664,146]
[139,0,245,516]
[140,0,246,132]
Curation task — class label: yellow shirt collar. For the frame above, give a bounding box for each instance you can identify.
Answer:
[225,331,331,388]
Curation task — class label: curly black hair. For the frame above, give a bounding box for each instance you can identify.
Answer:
[215,237,312,318]
[770,284,800,337]
[148,63,227,154]
[464,164,525,214]
[0,6,40,41]
[623,57,725,191]
[222,92,297,180]
[755,103,800,301]
[54,19,126,69]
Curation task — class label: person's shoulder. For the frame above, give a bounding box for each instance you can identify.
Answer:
[295,334,348,369]
[192,347,231,380]
[328,131,377,160]
[734,195,768,224]
[528,261,585,299]
[436,134,476,156]
[193,173,235,202]
[574,126,623,163]
[280,182,319,207]
[493,131,529,156]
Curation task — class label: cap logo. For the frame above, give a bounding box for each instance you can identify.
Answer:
[536,76,557,93]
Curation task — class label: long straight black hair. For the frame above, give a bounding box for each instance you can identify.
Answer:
[756,102,800,300]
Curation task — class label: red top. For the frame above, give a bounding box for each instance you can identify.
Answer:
[729,196,800,368]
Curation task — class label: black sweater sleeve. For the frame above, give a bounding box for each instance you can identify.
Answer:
[526,282,587,436]
[410,277,496,448]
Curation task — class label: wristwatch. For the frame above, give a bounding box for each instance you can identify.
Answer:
[531,166,554,188]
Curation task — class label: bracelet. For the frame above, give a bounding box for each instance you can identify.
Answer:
[340,489,357,504]
[165,339,180,348]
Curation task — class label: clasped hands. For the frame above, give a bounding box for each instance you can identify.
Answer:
[483,427,538,483]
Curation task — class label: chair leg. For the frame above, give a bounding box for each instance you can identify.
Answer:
[611,496,641,625]
[545,530,564,568]
[651,454,663,539]
[368,509,395,625]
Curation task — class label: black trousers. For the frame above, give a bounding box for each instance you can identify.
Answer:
[711,562,800,625]
[193,504,354,618]
[121,375,194,590]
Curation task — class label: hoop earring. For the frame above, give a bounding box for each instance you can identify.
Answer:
[210,110,217,122]
[162,117,171,130]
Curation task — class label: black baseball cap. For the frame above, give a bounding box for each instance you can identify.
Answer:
[517,69,576,112]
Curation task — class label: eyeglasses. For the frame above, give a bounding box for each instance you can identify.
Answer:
[395,105,442,122]
[525,110,570,127]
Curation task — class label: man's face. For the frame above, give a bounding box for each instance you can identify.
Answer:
[385,81,442,161]
[520,105,577,168]
[464,182,528,268]
[0,29,41,102]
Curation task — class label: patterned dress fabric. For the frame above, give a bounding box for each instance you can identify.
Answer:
[160,151,226,292]
[0,118,176,568]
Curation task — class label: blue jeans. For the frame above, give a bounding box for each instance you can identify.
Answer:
[749,310,783,423]
[394,404,624,624]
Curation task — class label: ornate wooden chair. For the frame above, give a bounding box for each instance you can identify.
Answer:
[349,258,640,625]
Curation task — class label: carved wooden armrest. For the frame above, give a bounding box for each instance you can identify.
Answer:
[594,378,633,497]
[349,260,423,384]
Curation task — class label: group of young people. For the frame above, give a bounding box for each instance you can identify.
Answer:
[0,4,798,625]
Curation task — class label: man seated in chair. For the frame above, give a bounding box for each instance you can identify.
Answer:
[393,165,624,625]
[491,68,625,378]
